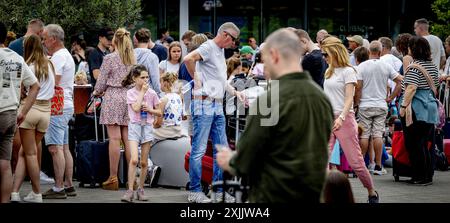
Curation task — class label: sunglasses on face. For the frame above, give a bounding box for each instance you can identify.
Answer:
[322,52,329,58]
[224,31,237,41]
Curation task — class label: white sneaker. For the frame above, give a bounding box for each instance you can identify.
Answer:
[149,165,161,188]
[23,191,43,203]
[188,192,212,203]
[10,192,21,202]
[214,192,236,203]
[368,163,376,174]
[373,167,388,175]
[40,171,55,185]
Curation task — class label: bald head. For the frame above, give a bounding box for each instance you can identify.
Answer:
[262,28,303,79]
[264,28,303,61]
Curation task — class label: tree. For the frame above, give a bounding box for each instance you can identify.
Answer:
[0,0,141,45]
[431,0,450,39]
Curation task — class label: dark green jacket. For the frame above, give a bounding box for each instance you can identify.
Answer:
[230,72,333,203]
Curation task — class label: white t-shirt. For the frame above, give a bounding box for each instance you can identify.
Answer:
[356,59,399,108]
[324,67,357,114]
[0,48,37,113]
[159,60,180,73]
[51,48,75,109]
[423,35,445,69]
[194,40,229,99]
[380,54,402,72]
[444,56,450,76]
[29,63,55,100]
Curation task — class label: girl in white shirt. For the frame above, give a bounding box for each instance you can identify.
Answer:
[159,41,182,75]
[11,34,55,203]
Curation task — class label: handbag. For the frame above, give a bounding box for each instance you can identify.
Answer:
[405,63,445,129]
[392,131,411,166]
[51,86,64,116]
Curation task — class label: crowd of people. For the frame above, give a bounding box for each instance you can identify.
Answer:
[0,16,449,204]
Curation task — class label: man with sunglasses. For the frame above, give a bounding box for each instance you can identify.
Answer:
[183,22,245,203]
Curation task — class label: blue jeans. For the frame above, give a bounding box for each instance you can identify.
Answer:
[189,99,228,192]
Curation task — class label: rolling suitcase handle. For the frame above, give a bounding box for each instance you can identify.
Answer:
[90,95,106,142]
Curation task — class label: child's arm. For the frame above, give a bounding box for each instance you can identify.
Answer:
[153,97,168,129]
[131,84,148,112]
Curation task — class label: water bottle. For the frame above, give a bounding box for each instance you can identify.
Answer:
[141,109,147,125]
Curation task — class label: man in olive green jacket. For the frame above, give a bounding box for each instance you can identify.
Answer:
[217,28,334,203]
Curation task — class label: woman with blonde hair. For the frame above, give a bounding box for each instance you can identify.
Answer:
[94,28,136,190]
[322,36,379,203]
[10,34,55,202]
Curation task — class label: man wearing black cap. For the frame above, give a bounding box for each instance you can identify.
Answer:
[87,27,114,86]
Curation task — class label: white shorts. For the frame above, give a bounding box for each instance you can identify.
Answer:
[128,122,154,144]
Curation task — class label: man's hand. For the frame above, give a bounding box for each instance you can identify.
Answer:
[235,91,248,107]
[217,145,234,172]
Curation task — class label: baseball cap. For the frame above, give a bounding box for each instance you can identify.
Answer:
[346,35,364,46]
[240,45,255,55]
[99,27,114,41]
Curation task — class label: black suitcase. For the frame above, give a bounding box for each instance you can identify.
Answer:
[76,97,110,188]
[74,96,107,142]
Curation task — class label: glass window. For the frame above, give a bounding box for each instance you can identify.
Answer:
[308,0,348,42]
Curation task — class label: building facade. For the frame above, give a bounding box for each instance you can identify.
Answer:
[141,0,435,46]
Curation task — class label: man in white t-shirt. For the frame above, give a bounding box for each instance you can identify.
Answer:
[41,24,76,199]
[0,22,40,203]
[414,18,446,70]
[183,22,245,203]
[379,37,403,102]
[355,41,403,175]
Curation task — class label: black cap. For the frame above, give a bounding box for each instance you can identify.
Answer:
[98,27,114,41]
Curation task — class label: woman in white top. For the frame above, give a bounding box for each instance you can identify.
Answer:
[159,41,182,75]
[322,36,379,203]
[11,35,55,203]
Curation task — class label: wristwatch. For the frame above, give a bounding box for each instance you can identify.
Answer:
[338,114,346,121]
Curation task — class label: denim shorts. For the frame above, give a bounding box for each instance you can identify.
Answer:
[44,108,74,146]
[128,122,154,144]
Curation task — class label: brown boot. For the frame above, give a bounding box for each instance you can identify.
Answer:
[102,176,119,190]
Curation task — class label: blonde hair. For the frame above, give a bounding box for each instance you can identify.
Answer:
[23,34,52,81]
[113,28,136,66]
[190,33,208,52]
[321,36,354,79]
[161,72,179,93]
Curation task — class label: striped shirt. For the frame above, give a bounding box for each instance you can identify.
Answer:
[401,60,439,91]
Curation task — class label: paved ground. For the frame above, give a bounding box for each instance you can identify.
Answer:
[14,167,450,203]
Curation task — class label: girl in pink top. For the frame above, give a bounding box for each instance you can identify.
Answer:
[121,65,160,202]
